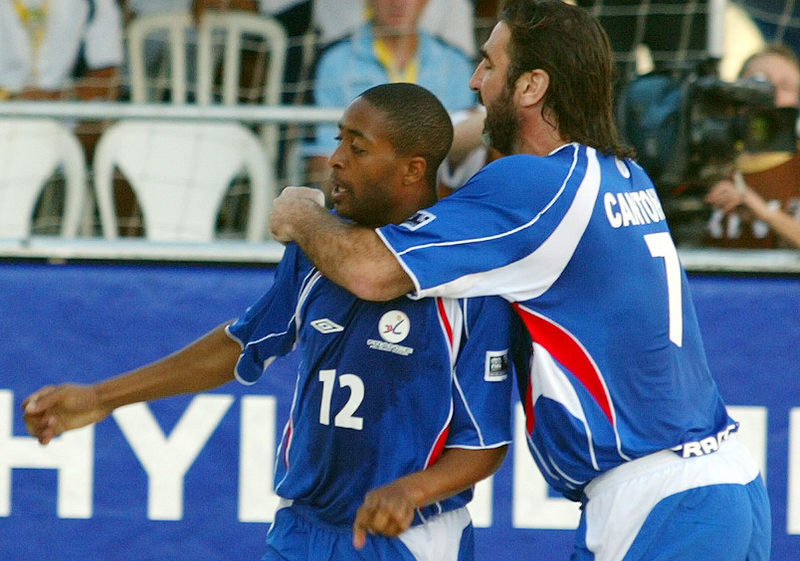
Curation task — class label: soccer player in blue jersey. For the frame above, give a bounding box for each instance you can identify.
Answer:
[23,83,526,560]
[268,1,772,559]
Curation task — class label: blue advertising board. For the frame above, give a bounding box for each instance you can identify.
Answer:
[1,261,798,560]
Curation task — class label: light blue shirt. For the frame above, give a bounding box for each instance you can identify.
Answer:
[304,22,477,158]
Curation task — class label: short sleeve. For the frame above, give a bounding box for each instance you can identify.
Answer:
[446,296,527,448]
[227,243,309,384]
[377,148,585,299]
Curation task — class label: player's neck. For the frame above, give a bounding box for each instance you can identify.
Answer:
[518,114,569,156]
[373,24,419,71]
[387,187,437,226]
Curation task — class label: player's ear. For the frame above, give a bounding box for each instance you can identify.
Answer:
[403,156,427,185]
[517,69,549,108]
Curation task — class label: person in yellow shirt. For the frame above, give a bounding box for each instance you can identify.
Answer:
[303,0,477,191]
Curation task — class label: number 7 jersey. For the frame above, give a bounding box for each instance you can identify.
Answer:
[226,242,523,526]
[377,143,735,501]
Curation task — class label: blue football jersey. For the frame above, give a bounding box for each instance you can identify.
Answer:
[227,242,521,526]
[378,144,735,500]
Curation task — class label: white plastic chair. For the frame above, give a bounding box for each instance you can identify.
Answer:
[197,12,287,164]
[126,11,287,223]
[0,119,87,240]
[92,120,274,242]
[128,11,287,106]
[127,12,196,104]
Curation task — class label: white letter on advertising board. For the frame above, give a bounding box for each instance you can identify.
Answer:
[239,395,279,522]
[727,406,768,483]
[113,395,233,520]
[788,408,800,534]
[0,390,94,518]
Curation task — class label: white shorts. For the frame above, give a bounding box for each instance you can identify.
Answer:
[576,436,770,561]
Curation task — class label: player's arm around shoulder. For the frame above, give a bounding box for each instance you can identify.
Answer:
[270,187,413,301]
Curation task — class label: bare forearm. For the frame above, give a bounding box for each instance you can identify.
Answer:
[401,446,508,507]
[743,191,800,248]
[24,321,242,444]
[352,445,507,546]
[273,194,413,301]
[95,321,240,410]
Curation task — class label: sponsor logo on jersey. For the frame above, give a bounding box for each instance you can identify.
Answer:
[310,318,344,334]
[367,310,414,355]
[484,349,509,381]
[399,210,435,231]
[366,339,414,356]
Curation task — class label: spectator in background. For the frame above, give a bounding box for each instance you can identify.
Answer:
[311,0,477,57]
[0,0,123,102]
[705,44,800,249]
[303,0,477,187]
[0,0,123,163]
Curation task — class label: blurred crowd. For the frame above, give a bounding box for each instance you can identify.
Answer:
[0,0,799,248]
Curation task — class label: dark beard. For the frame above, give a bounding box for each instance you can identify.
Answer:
[483,89,521,156]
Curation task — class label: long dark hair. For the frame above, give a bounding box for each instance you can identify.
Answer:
[501,0,634,158]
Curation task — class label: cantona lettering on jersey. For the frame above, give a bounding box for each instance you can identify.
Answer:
[604,188,666,228]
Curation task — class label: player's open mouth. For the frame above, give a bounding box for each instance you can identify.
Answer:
[330,179,350,203]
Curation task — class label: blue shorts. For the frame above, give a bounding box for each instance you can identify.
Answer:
[572,437,771,561]
[261,501,474,561]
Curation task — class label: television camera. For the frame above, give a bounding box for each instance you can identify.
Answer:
[617,70,798,245]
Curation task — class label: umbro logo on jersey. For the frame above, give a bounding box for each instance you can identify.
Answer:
[400,210,435,231]
[310,318,344,334]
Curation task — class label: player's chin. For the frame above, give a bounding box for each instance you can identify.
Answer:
[332,200,354,219]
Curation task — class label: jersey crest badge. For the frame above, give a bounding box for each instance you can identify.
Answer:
[484,350,509,381]
[378,310,410,343]
[366,310,414,356]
